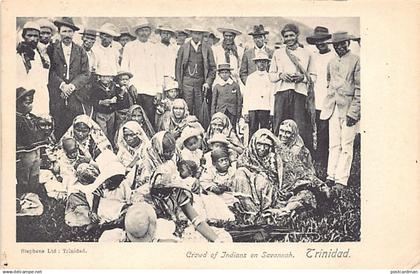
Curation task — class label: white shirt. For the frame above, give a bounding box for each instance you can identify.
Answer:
[62,42,72,80]
[94,43,120,76]
[16,50,50,116]
[213,44,244,79]
[268,45,316,96]
[155,42,178,89]
[121,40,160,96]
[312,49,336,110]
[243,70,275,113]
[190,40,201,52]
[85,49,97,72]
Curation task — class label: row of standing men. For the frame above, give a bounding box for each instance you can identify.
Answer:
[17,17,360,187]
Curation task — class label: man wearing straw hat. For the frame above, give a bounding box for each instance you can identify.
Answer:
[321,31,360,188]
[95,23,120,78]
[48,17,90,139]
[121,18,160,129]
[175,26,216,123]
[155,25,178,84]
[306,26,335,174]
[240,24,274,85]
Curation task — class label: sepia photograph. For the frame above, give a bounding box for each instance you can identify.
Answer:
[2,0,419,270]
[15,16,361,243]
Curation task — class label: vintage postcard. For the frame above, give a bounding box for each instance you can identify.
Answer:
[1,0,419,270]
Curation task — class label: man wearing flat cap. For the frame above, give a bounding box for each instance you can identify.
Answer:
[321,31,360,188]
[95,23,120,77]
[239,24,274,85]
[175,27,217,124]
[213,26,244,85]
[269,23,316,149]
[306,26,335,174]
[48,17,90,139]
[121,18,160,128]
[17,21,50,117]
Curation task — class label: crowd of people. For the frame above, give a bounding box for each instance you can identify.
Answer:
[16,17,360,242]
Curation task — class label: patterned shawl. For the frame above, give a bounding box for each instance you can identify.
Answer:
[116,121,150,168]
[237,128,283,190]
[59,115,112,159]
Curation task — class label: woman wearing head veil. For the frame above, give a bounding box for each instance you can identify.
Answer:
[278,119,314,172]
[57,114,112,161]
[114,105,155,149]
[204,112,244,157]
[116,121,150,171]
[269,119,330,216]
[158,98,203,140]
[233,129,283,215]
[139,131,231,242]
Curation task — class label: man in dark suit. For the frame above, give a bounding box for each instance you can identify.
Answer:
[175,27,217,126]
[48,17,90,139]
[239,25,274,85]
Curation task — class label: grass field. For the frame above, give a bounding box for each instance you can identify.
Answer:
[16,135,360,242]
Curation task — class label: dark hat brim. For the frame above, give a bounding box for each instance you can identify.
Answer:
[115,33,136,41]
[248,31,269,36]
[325,35,359,44]
[53,20,80,31]
[306,33,332,45]
[17,88,35,101]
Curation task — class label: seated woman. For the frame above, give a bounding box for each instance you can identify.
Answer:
[270,119,330,216]
[204,112,244,160]
[114,105,155,148]
[66,152,134,229]
[158,98,203,140]
[58,114,112,160]
[116,121,149,172]
[139,131,231,242]
[233,129,283,217]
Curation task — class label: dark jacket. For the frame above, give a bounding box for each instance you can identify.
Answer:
[175,41,217,89]
[48,41,90,116]
[16,112,46,153]
[239,46,274,85]
[211,80,243,117]
[90,81,129,114]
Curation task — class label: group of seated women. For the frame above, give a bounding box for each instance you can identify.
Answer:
[39,99,330,242]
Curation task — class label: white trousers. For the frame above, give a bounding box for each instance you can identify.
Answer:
[327,105,359,185]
